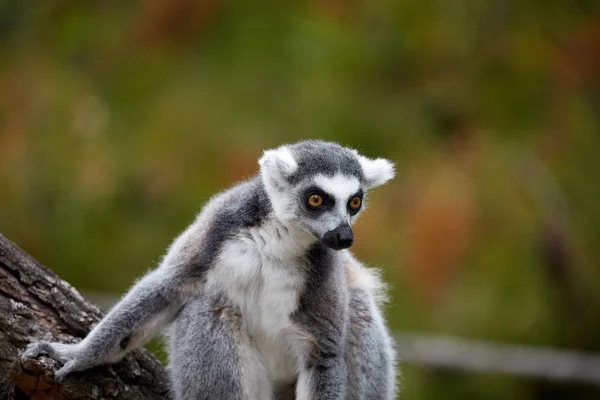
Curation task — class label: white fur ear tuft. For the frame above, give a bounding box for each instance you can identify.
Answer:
[358,155,395,189]
[258,146,298,185]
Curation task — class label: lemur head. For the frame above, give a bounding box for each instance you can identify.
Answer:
[259,140,395,250]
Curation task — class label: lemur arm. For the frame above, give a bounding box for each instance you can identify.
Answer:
[23,229,206,382]
[296,343,347,400]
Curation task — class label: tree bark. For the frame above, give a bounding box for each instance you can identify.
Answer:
[0,233,170,400]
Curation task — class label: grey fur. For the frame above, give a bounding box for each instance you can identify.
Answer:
[286,141,365,185]
[196,176,272,271]
[293,244,349,398]
[24,140,398,399]
[168,294,245,400]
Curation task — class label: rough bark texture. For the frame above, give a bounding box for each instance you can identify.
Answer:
[0,233,170,400]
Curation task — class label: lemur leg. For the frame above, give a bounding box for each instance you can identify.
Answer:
[168,294,272,400]
[294,332,347,400]
[345,288,397,400]
[355,322,396,400]
[296,360,346,400]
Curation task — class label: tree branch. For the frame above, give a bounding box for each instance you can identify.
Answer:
[0,233,170,400]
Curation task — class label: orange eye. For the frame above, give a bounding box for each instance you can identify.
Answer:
[349,197,362,209]
[308,194,323,208]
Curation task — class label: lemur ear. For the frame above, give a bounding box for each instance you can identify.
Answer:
[355,152,395,189]
[258,145,298,187]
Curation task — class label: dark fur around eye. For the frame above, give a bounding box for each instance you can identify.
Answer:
[302,187,334,212]
[347,190,364,215]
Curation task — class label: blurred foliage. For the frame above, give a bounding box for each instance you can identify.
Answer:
[1,1,600,399]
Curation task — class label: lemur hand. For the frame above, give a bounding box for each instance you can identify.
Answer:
[23,340,99,382]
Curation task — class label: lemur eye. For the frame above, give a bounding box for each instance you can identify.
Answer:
[307,194,323,208]
[349,197,362,210]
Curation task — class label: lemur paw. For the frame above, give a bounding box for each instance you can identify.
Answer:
[23,341,87,381]
[25,341,71,362]
[23,341,54,358]
[53,359,82,382]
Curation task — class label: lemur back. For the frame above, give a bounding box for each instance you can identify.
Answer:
[24,140,398,400]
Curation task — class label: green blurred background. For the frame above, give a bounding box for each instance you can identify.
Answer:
[2,1,600,399]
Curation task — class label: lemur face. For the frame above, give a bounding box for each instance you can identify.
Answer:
[259,140,395,250]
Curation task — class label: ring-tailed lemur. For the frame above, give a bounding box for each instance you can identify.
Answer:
[24,140,398,400]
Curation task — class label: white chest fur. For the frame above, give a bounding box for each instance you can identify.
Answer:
[205,219,315,384]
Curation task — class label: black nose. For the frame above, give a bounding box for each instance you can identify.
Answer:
[321,224,354,250]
